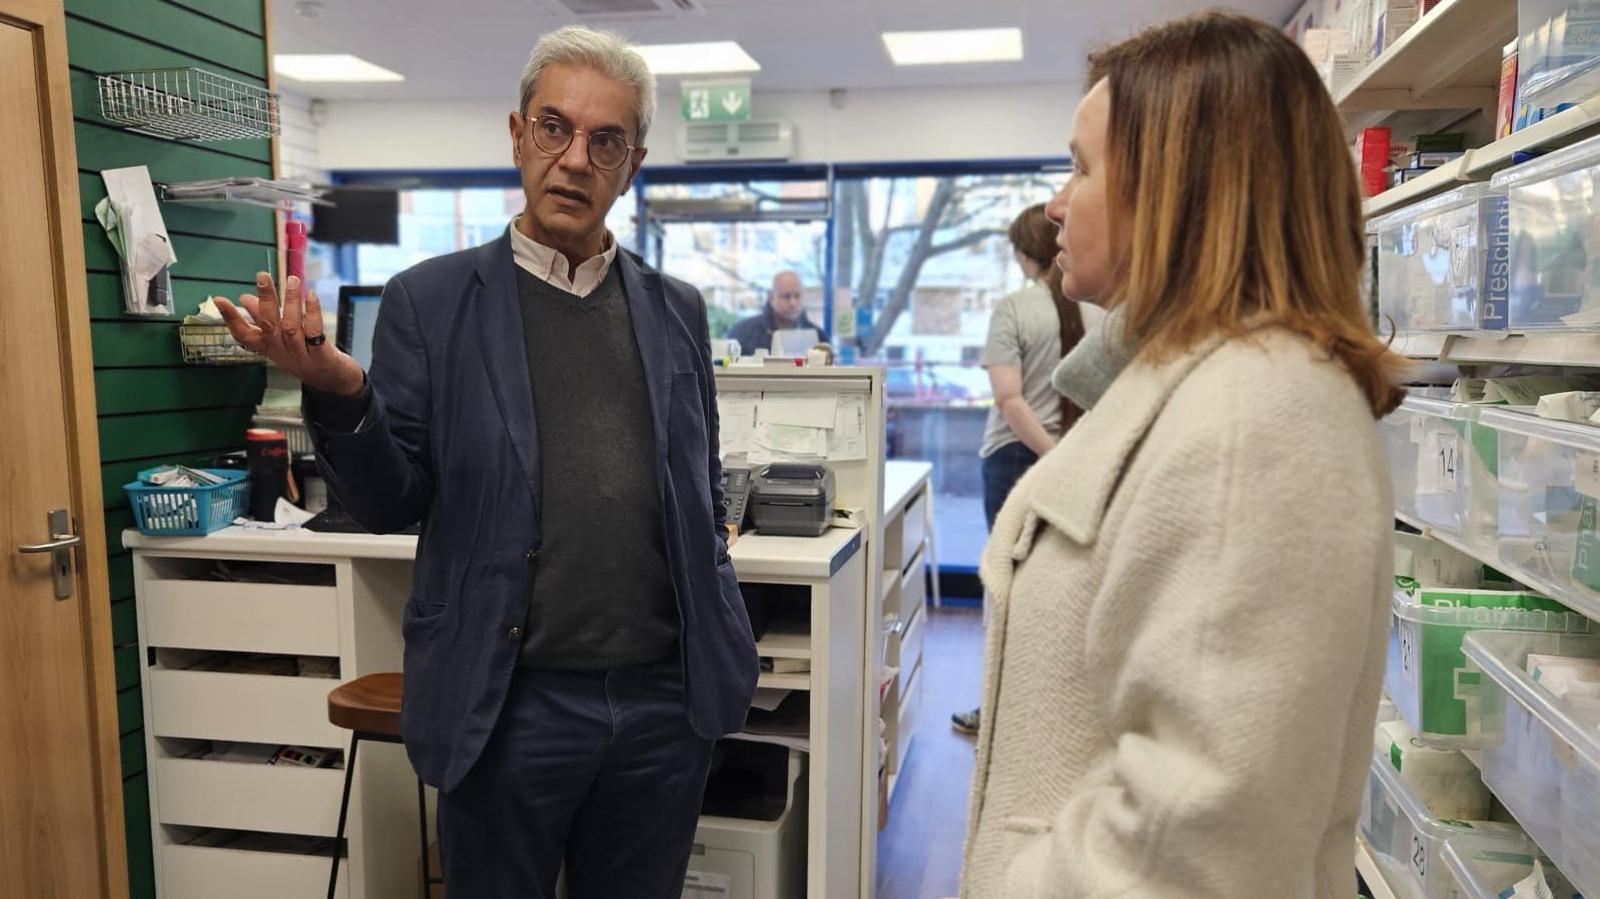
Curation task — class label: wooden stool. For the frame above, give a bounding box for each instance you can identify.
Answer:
[326,673,441,899]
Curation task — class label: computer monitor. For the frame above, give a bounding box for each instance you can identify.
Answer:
[336,285,384,371]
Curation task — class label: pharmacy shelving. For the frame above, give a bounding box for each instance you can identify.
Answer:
[1388,333,1450,359]
[1365,94,1600,217]
[1352,5,1600,895]
[1433,331,1600,367]
[1335,0,1515,135]
[1388,329,1600,367]
[1365,160,1470,217]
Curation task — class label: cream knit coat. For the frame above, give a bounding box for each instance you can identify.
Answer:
[961,326,1392,898]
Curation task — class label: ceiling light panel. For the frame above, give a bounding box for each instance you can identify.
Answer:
[632,41,760,75]
[882,28,1023,66]
[273,54,405,82]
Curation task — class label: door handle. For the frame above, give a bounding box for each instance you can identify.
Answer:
[18,534,82,553]
[17,510,79,599]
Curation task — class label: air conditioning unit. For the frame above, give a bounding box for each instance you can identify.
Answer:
[538,0,703,18]
[678,120,795,164]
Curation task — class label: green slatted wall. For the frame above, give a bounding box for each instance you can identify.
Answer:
[63,2,272,896]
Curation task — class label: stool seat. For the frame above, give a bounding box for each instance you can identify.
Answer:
[325,671,438,898]
[328,672,403,738]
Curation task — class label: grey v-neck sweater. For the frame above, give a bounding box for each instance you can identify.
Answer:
[515,265,679,669]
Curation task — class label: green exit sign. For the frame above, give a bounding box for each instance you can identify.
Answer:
[681,80,752,123]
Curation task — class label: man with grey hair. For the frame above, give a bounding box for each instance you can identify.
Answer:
[215,24,758,899]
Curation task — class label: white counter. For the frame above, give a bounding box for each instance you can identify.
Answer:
[124,523,863,580]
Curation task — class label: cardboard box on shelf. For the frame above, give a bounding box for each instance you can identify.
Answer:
[1496,40,1519,139]
[1375,6,1419,54]
[1357,126,1393,198]
[1303,26,1353,65]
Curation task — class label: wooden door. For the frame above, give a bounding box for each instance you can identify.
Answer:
[0,0,128,896]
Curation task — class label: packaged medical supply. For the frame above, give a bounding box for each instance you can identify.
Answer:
[1503,858,1586,899]
[1482,374,1600,406]
[1377,693,1401,724]
[1393,531,1486,587]
[1374,719,1491,819]
[1499,40,1521,139]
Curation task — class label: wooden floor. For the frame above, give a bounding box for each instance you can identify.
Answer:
[875,605,984,899]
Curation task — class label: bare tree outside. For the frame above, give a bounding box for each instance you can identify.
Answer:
[836,174,1055,356]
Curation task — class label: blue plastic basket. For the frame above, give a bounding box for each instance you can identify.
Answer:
[124,468,250,536]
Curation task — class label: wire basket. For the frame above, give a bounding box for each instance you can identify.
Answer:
[97,67,280,141]
[180,323,265,365]
[124,468,249,536]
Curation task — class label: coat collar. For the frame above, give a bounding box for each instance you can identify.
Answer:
[1024,327,1241,546]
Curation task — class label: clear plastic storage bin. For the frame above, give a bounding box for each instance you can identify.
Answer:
[1361,752,1528,899]
[1462,630,1600,897]
[1384,404,1423,525]
[1372,184,1510,333]
[1493,132,1600,329]
[1481,407,1600,609]
[1388,396,1499,547]
[1387,590,1589,747]
[1514,1,1600,133]
[1442,835,1579,899]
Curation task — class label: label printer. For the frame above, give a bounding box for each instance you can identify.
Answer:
[749,463,835,537]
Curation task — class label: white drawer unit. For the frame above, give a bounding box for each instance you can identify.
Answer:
[881,479,929,576]
[881,573,904,632]
[898,491,927,574]
[161,841,349,899]
[148,668,345,748]
[887,604,925,672]
[153,757,344,836]
[898,554,927,624]
[141,578,340,656]
[891,660,923,775]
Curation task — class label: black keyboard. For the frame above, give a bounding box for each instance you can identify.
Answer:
[304,508,420,536]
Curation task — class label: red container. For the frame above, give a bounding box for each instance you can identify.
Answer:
[285,220,307,286]
[1356,127,1393,198]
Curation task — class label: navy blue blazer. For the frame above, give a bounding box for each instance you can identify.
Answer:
[308,234,760,791]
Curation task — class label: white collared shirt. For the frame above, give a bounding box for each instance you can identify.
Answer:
[507,216,618,296]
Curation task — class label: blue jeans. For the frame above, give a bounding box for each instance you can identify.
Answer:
[437,656,714,898]
[982,441,1040,532]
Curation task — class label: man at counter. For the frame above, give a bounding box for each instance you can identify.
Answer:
[212,25,758,899]
[727,269,823,354]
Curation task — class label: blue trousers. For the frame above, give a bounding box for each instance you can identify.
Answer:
[982,441,1040,531]
[437,656,714,898]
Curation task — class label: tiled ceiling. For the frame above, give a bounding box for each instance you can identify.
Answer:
[272,0,1303,100]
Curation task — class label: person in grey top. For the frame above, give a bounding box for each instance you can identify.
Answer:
[953,203,1103,736]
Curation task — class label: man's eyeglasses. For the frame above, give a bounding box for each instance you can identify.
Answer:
[525,114,636,171]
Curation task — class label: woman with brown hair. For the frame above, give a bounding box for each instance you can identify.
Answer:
[962,11,1402,898]
[952,204,1103,736]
